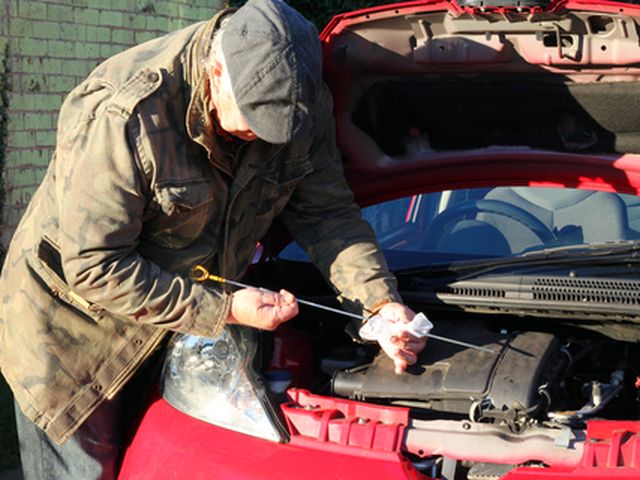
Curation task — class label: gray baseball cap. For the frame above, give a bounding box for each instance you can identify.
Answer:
[221,0,322,144]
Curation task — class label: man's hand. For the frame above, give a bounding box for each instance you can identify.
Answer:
[227,288,299,330]
[375,302,428,374]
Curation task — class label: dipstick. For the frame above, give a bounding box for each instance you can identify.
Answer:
[190,265,497,354]
[191,265,363,320]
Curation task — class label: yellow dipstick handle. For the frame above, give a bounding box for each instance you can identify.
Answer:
[190,265,228,284]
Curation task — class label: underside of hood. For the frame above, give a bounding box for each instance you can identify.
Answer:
[320,0,640,201]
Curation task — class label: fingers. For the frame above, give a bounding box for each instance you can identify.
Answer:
[392,343,419,363]
[260,289,298,319]
[393,357,408,375]
[256,289,296,308]
[278,289,296,306]
[378,331,421,374]
[379,342,413,374]
[372,302,430,374]
[377,302,416,324]
[255,290,298,328]
[227,288,298,330]
[269,291,299,322]
[380,325,428,374]
[390,333,427,350]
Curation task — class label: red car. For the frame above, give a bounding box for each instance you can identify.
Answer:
[119,0,640,478]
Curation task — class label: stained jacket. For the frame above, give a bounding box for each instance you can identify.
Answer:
[0,11,401,444]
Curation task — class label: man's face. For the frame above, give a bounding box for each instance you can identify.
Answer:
[208,56,258,142]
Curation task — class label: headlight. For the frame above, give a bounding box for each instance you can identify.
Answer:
[161,327,286,442]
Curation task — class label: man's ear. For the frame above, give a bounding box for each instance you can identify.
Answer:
[208,65,218,91]
[210,58,223,80]
[208,58,225,101]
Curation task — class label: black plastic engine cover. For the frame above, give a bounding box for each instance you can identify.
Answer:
[333,321,560,414]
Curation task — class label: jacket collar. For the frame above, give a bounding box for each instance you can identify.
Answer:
[185,9,237,174]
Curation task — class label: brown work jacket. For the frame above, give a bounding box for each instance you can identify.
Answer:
[0,11,400,444]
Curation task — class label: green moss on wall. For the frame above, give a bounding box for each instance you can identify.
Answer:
[0,40,8,265]
[0,43,15,476]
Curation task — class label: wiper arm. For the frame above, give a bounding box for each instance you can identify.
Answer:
[521,240,640,258]
[397,240,640,278]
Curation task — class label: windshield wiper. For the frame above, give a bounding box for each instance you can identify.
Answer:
[397,240,640,278]
[521,240,640,258]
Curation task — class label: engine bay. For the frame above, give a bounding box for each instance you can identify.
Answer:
[266,309,640,423]
[259,295,640,478]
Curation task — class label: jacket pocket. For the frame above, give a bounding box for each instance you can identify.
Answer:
[261,155,313,187]
[31,236,104,320]
[145,179,217,249]
[154,180,214,215]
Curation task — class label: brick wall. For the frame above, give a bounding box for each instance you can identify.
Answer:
[0,0,224,246]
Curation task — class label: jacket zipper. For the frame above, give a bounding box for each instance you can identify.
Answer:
[221,143,284,278]
[34,238,104,319]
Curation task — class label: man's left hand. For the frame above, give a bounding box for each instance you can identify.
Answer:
[375,302,428,374]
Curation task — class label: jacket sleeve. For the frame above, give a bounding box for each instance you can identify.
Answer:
[53,72,230,338]
[279,93,402,316]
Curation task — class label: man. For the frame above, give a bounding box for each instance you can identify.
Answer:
[0,0,426,478]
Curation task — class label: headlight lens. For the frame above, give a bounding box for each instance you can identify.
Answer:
[161,327,285,442]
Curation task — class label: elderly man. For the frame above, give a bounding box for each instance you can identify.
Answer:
[0,0,426,478]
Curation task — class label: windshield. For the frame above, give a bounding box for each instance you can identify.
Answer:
[280,187,640,268]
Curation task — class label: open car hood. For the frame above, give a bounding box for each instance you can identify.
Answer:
[319,0,640,204]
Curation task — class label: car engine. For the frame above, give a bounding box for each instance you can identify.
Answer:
[332,321,565,433]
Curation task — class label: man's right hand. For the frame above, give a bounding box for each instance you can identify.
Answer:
[226,288,299,330]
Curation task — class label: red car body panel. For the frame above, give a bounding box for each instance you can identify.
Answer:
[120,391,640,479]
[343,151,640,207]
[119,391,427,480]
